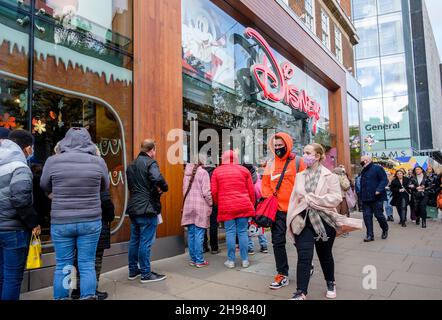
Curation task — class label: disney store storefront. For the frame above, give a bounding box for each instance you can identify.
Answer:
[0,0,351,292]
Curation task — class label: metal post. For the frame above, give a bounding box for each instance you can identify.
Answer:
[27,0,36,131]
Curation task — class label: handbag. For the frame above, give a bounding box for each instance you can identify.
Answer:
[345,188,357,209]
[336,217,363,237]
[438,191,442,209]
[254,157,292,228]
[26,234,42,270]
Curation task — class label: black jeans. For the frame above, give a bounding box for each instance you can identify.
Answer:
[362,201,388,238]
[414,196,428,221]
[271,211,288,276]
[203,206,219,251]
[294,215,336,295]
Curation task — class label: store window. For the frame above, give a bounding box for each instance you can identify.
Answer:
[361,98,385,151]
[347,94,361,174]
[321,9,330,49]
[0,0,133,247]
[182,0,330,162]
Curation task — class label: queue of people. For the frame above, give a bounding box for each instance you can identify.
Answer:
[2,124,441,302]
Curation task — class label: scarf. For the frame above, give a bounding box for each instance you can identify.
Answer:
[305,165,338,242]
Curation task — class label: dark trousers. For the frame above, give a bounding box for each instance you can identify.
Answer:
[294,216,336,295]
[362,201,389,238]
[271,211,288,276]
[203,206,218,251]
[74,247,105,291]
[414,196,428,221]
[395,198,408,224]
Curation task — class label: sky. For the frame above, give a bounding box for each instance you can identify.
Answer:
[425,0,442,58]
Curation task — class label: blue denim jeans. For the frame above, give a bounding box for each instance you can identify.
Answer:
[0,230,30,300]
[51,220,101,300]
[248,233,268,251]
[187,224,206,264]
[128,215,158,277]
[384,197,393,217]
[225,218,249,262]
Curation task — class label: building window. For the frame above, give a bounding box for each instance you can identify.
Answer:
[304,0,315,33]
[321,9,330,49]
[335,26,343,63]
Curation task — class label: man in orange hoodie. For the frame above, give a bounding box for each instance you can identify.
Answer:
[262,132,306,290]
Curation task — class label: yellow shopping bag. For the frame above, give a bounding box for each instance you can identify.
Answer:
[26,234,42,270]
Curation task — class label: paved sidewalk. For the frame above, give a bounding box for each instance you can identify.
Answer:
[22,212,442,300]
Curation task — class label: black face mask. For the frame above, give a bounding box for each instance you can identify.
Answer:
[275,147,287,159]
[360,161,366,167]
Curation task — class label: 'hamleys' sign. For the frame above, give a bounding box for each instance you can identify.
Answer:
[244,28,321,135]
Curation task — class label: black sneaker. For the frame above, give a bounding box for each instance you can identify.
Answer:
[128,270,141,280]
[70,289,80,300]
[260,247,268,254]
[289,290,307,300]
[381,230,388,240]
[248,249,255,255]
[96,290,108,300]
[310,264,314,277]
[140,272,167,283]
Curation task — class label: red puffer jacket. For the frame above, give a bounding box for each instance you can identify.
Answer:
[211,150,255,222]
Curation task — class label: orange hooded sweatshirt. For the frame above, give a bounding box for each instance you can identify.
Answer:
[261,132,306,212]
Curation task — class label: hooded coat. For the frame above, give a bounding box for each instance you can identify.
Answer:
[210,151,255,222]
[0,139,38,231]
[40,128,110,224]
[261,132,306,212]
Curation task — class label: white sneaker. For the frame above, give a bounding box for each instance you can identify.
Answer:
[242,260,250,268]
[326,281,337,299]
[224,260,235,269]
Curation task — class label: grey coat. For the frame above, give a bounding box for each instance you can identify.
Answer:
[0,139,37,231]
[40,128,110,225]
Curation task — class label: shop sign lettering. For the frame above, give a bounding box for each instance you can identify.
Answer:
[244,28,321,135]
[365,122,400,132]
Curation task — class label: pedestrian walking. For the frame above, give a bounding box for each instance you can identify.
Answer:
[409,166,431,228]
[126,139,168,283]
[211,150,255,269]
[202,161,220,255]
[390,169,411,227]
[359,156,389,242]
[182,158,213,268]
[244,164,268,255]
[287,143,342,300]
[261,133,306,290]
[332,167,350,217]
[384,172,394,222]
[355,174,362,212]
[0,131,40,300]
[40,128,109,300]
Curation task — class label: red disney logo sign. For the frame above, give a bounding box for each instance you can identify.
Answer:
[244,28,321,135]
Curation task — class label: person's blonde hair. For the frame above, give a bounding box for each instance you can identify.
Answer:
[307,143,326,161]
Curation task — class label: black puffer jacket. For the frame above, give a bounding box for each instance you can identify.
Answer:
[126,153,168,216]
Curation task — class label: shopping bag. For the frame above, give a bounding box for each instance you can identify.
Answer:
[336,217,363,236]
[427,206,438,219]
[26,234,42,270]
[345,188,357,209]
[437,191,442,209]
[253,196,278,228]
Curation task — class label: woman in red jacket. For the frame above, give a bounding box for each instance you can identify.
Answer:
[211,150,255,269]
